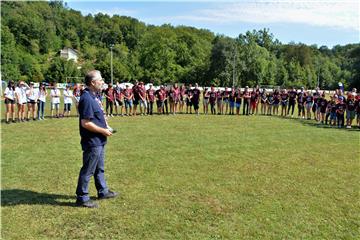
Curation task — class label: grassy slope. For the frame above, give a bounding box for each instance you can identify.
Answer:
[2,115,360,239]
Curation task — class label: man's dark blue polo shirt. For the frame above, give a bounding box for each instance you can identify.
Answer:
[79,88,107,150]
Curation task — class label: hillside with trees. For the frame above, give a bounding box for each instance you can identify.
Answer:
[1,1,359,89]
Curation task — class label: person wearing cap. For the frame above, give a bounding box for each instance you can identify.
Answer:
[75,70,118,208]
[26,82,39,121]
[63,84,73,117]
[4,80,16,124]
[15,81,29,122]
[37,82,47,120]
[346,92,356,128]
[50,82,61,118]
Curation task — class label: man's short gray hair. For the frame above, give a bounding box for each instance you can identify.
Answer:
[85,70,102,86]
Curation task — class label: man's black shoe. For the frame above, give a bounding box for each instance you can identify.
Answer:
[76,200,98,208]
[98,190,119,200]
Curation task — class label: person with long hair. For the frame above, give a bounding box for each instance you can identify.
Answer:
[280,89,289,117]
[15,81,28,122]
[113,82,123,116]
[243,86,250,115]
[26,82,38,121]
[355,94,360,129]
[297,87,306,119]
[173,83,180,115]
[305,91,313,120]
[179,84,186,114]
[185,84,193,114]
[155,85,166,114]
[260,88,267,115]
[235,87,242,115]
[216,88,223,115]
[73,83,82,116]
[272,89,280,116]
[319,93,328,124]
[209,86,217,115]
[169,86,176,115]
[192,83,201,115]
[267,92,274,115]
[313,87,321,121]
[250,88,257,115]
[138,82,147,116]
[4,80,16,123]
[203,87,210,115]
[37,83,47,120]
[346,92,356,129]
[336,97,346,128]
[104,83,115,117]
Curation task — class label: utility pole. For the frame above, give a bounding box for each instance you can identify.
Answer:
[233,45,237,87]
[110,44,114,85]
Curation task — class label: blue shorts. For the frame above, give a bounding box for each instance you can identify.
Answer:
[125,99,133,109]
[330,112,337,120]
[306,102,313,109]
[229,101,235,108]
[235,103,241,108]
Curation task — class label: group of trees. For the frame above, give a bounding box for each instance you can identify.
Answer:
[2,1,359,89]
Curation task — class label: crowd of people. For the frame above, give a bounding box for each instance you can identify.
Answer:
[3,80,360,129]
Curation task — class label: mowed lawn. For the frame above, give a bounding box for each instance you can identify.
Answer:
[1,114,360,239]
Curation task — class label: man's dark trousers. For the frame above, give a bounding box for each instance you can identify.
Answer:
[76,145,109,202]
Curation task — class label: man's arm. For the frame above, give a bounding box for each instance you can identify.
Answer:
[81,119,112,137]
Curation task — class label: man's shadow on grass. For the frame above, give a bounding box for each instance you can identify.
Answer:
[1,189,76,207]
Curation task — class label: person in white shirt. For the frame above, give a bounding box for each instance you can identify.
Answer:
[63,84,73,117]
[26,82,39,121]
[37,83,47,120]
[50,82,61,118]
[4,81,16,123]
[15,81,29,122]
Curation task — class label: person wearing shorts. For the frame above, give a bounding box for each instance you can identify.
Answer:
[203,88,210,115]
[355,94,360,128]
[336,98,346,128]
[229,87,236,115]
[235,88,242,115]
[114,82,124,116]
[50,82,61,118]
[138,82,147,115]
[73,83,83,116]
[63,84,73,117]
[319,93,327,124]
[216,89,223,115]
[250,88,257,115]
[155,86,166,114]
[222,88,230,115]
[346,93,356,128]
[272,89,280,116]
[26,82,39,121]
[313,88,321,121]
[4,81,16,124]
[185,84,193,114]
[123,85,133,116]
[132,82,140,116]
[15,81,29,122]
[179,85,186,114]
[305,91,313,120]
[267,92,274,115]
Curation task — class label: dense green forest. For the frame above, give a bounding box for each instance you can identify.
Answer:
[1,1,359,89]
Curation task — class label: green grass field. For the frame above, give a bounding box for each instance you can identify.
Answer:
[2,106,360,239]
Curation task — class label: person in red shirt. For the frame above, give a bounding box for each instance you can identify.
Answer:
[114,82,124,116]
[155,85,166,114]
[319,93,328,124]
[235,87,242,115]
[209,86,217,115]
[280,89,289,117]
[346,92,356,128]
[185,84,193,114]
[104,84,115,117]
[146,84,155,115]
[123,85,133,116]
[250,88,257,115]
[173,83,180,114]
[179,84,186,114]
[355,93,360,128]
[229,87,236,115]
[242,86,250,115]
[216,88,222,115]
[260,88,267,115]
[255,85,260,115]
[222,88,230,115]
[336,97,346,128]
[132,81,140,116]
[203,87,210,115]
[138,82,147,115]
[169,86,176,115]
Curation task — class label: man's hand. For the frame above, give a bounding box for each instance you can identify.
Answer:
[102,128,113,137]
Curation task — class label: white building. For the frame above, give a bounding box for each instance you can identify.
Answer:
[60,47,78,62]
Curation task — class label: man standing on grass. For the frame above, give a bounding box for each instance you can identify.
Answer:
[76,70,118,208]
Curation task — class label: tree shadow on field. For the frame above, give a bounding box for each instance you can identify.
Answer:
[1,189,76,207]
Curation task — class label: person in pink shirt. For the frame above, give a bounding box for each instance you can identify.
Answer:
[146,84,155,115]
